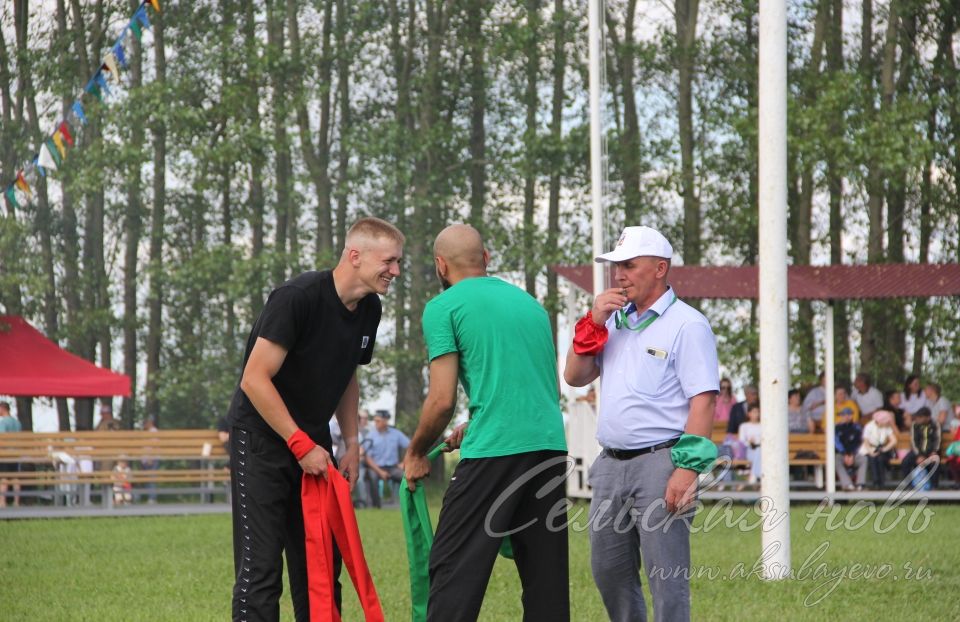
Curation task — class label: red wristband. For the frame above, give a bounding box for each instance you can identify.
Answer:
[287,429,317,460]
[573,311,609,355]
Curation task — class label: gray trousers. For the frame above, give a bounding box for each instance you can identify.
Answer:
[588,447,692,622]
[835,452,867,488]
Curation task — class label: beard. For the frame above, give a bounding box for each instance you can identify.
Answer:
[436,267,452,290]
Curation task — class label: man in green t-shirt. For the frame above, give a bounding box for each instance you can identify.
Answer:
[404,224,569,622]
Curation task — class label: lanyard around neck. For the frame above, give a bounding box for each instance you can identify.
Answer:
[615,294,678,331]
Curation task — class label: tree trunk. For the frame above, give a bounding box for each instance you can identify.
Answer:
[121,0,145,428]
[676,0,700,266]
[144,5,167,428]
[546,0,566,345]
[523,0,540,296]
[826,0,849,382]
[244,0,266,318]
[268,0,293,283]
[466,0,487,226]
[335,0,351,253]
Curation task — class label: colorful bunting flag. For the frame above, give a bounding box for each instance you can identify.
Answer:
[136,6,152,30]
[2,0,163,195]
[15,171,32,197]
[52,132,67,159]
[44,139,63,168]
[113,41,128,70]
[5,186,18,209]
[103,52,120,82]
[38,143,59,171]
[58,121,74,147]
[94,72,111,97]
[86,81,103,103]
[72,101,88,125]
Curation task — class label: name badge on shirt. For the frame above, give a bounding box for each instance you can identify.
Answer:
[361,336,370,349]
[646,347,667,360]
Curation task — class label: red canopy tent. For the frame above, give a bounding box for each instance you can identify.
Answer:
[0,316,131,397]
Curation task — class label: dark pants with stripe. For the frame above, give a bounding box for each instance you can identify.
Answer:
[428,450,570,622]
[231,427,341,622]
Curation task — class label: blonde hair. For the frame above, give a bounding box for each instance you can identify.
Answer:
[345,217,405,248]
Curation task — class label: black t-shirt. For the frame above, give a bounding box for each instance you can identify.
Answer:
[226,270,381,450]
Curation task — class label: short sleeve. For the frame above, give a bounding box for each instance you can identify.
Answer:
[257,286,310,350]
[422,298,458,361]
[675,320,720,399]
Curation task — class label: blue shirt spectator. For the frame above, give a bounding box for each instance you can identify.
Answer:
[366,413,410,468]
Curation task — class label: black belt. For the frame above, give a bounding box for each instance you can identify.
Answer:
[604,437,679,460]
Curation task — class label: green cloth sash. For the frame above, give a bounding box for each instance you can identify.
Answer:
[400,444,513,622]
[400,444,446,622]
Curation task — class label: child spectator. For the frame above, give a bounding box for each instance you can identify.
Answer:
[900,407,941,490]
[738,405,762,486]
[859,410,898,489]
[112,460,133,506]
[835,406,865,491]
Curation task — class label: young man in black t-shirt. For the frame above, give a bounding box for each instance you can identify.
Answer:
[226,217,404,621]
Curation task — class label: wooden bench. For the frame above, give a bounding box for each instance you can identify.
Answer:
[711,425,828,487]
[0,430,229,508]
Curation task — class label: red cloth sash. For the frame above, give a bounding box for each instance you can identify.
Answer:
[301,467,385,622]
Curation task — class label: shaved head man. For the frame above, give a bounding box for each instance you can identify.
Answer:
[405,224,570,621]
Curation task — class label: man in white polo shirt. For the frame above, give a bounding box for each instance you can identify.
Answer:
[564,225,719,622]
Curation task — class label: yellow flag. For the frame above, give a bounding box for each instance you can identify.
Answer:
[52,131,67,158]
[148,0,161,12]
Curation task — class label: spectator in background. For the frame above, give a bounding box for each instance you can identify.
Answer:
[354,410,373,508]
[738,405,762,486]
[852,372,884,421]
[788,388,814,434]
[0,401,22,508]
[215,416,231,457]
[802,372,827,430]
[835,406,866,491]
[726,385,758,436]
[714,378,735,424]
[859,410,898,489]
[901,374,926,419]
[883,390,907,431]
[95,404,121,474]
[141,417,160,504]
[834,385,861,424]
[112,460,133,506]
[925,383,955,433]
[900,407,941,490]
[365,410,409,508]
[96,404,121,431]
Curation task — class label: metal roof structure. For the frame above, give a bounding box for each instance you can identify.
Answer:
[552,263,960,300]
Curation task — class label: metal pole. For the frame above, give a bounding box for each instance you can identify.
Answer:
[825,302,836,496]
[758,0,790,580]
[588,0,604,299]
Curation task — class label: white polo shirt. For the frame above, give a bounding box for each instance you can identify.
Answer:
[596,286,719,449]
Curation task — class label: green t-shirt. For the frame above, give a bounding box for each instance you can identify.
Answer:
[422,276,567,458]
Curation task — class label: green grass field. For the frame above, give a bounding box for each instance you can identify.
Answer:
[2,501,959,621]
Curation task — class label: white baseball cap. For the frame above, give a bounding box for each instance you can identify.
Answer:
[594,226,673,263]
